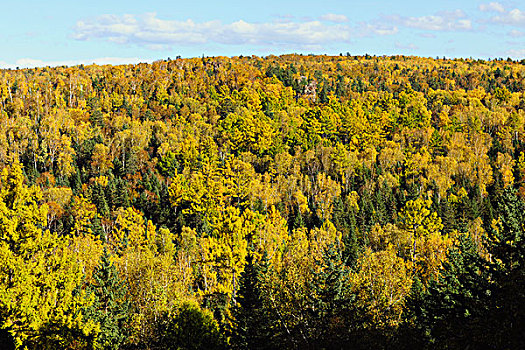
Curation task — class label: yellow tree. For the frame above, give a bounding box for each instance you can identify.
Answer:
[0,161,98,348]
[91,143,113,175]
[250,206,289,265]
[427,155,457,202]
[312,172,341,222]
[112,213,191,346]
[259,222,345,343]
[197,206,250,303]
[398,198,452,283]
[330,142,359,190]
[496,152,515,188]
[44,186,73,232]
[57,134,76,177]
[352,245,412,329]
[112,207,147,249]
[70,194,97,238]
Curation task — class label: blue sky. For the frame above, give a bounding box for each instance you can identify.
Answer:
[2,0,525,68]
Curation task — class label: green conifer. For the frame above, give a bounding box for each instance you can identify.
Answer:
[86,247,130,350]
[230,252,270,350]
[305,244,356,347]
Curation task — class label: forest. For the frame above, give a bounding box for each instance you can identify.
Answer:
[0,53,524,349]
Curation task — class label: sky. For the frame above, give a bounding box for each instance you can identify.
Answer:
[2,0,525,68]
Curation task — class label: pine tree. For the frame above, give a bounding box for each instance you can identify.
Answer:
[90,108,104,127]
[488,187,525,270]
[331,196,359,267]
[436,197,457,234]
[106,175,117,210]
[305,244,356,348]
[71,168,82,194]
[374,185,389,225]
[86,247,130,350]
[114,179,130,208]
[91,184,110,218]
[485,187,525,348]
[402,233,493,348]
[90,214,104,240]
[342,220,359,268]
[230,252,270,350]
[331,196,349,235]
[292,206,305,230]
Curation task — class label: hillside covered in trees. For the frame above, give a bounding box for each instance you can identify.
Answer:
[0,54,524,349]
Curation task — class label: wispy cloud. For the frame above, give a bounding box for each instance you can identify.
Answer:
[479,2,505,13]
[418,33,437,38]
[509,29,525,37]
[395,42,419,50]
[400,10,472,31]
[360,23,399,36]
[73,13,358,50]
[491,8,525,27]
[319,13,348,23]
[505,48,525,57]
[69,10,483,55]
[0,57,148,69]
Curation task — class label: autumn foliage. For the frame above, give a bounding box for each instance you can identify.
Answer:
[0,54,524,349]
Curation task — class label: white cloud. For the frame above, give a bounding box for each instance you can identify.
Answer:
[509,29,525,37]
[319,13,348,23]
[395,42,419,50]
[505,48,525,58]
[362,23,399,36]
[492,9,525,26]
[479,2,505,13]
[374,27,398,35]
[73,13,358,49]
[402,10,472,31]
[0,57,148,69]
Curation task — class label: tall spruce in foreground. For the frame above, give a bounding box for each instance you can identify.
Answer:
[304,243,356,348]
[86,247,130,350]
[229,252,271,350]
[485,187,525,349]
[401,233,493,349]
